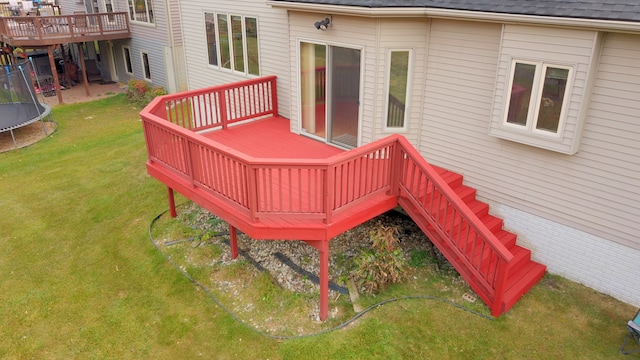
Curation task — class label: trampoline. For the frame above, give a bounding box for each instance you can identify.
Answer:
[0,59,54,149]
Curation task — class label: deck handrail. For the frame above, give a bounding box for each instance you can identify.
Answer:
[140,76,514,315]
[0,12,130,46]
[160,76,278,132]
[393,135,512,314]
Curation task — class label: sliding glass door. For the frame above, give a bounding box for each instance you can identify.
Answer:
[300,42,360,148]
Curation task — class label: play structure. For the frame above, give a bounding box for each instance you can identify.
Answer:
[0,59,54,147]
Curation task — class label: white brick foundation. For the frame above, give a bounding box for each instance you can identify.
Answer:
[482,199,640,308]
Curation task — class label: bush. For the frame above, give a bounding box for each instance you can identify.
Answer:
[125,79,166,107]
[352,222,406,294]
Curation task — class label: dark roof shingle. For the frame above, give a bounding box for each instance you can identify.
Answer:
[270,0,640,23]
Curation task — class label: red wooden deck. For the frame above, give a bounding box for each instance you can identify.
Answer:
[202,117,343,159]
[140,76,546,321]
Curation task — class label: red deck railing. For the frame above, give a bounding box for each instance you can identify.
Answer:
[394,137,513,311]
[140,76,515,317]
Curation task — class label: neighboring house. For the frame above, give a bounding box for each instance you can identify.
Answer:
[176,0,640,308]
[57,0,187,93]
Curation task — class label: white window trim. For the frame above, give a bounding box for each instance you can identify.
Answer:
[140,51,151,81]
[127,0,154,25]
[383,48,412,133]
[502,59,573,139]
[122,46,133,75]
[204,12,260,77]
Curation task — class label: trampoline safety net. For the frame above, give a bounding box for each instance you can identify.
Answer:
[0,59,53,146]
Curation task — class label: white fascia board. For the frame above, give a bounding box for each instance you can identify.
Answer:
[265,1,640,33]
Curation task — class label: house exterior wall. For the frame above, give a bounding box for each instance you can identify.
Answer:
[374,18,428,147]
[57,0,186,92]
[490,25,601,154]
[179,0,291,117]
[418,19,640,306]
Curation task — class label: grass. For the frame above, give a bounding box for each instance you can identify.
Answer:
[0,94,636,359]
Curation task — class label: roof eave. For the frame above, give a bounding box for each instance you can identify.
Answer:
[265,1,640,33]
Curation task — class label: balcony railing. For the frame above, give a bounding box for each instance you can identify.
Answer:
[0,12,130,46]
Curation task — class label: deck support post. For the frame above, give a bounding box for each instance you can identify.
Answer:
[303,239,330,321]
[318,240,329,321]
[47,45,63,104]
[167,186,177,218]
[76,43,91,97]
[229,225,238,259]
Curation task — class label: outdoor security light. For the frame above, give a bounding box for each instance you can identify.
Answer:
[314,18,331,31]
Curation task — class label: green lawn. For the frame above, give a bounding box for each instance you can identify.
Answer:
[0,95,636,359]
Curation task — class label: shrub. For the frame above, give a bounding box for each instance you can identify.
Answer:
[352,222,406,294]
[125,79,166,107]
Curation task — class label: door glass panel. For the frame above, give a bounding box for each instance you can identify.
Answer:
[300,42,326,138]
[329,47,360,148]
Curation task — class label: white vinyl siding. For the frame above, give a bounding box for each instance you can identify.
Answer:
[180,0,290,116]
[490,25,602,154]
[575,32,640,249]
[376,18,428,146]
[420,20,639,250]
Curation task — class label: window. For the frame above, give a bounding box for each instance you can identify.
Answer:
[127,0,154,24]
[385,50,410,130]
[205,13,217,66]
[490,25,601,154]
[123,46,133,74]
[504,60,572,137]
[217,14,231,69]
[141,51,151,80]
[204,12,260,76]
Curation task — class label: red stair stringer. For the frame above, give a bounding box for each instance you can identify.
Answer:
[396,162,546,316]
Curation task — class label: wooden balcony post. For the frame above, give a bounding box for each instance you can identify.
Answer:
[318,239,329,321]
[247,164,258,223]
[388,139,403,196]
[270,77,278,117]
[167,186,177,218]
[76,44,91,97]
[491,258,510,317]
[325,165,334,224]
[219,90,228,130]
[229,226,239,259]
[47,45,63,104]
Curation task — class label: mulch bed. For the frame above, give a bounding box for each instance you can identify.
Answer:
[0,121,57,153]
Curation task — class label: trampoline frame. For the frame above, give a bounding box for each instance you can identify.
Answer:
[0,59,56,148]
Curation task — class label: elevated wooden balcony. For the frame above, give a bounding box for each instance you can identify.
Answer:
[140,76,546,321]
[0,11,130,47]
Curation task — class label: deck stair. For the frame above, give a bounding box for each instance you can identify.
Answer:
[397,161,546,314]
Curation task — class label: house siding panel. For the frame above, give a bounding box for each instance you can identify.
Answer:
[422,21,639,251]
[180,1,291,117]
[374,18,429,147]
